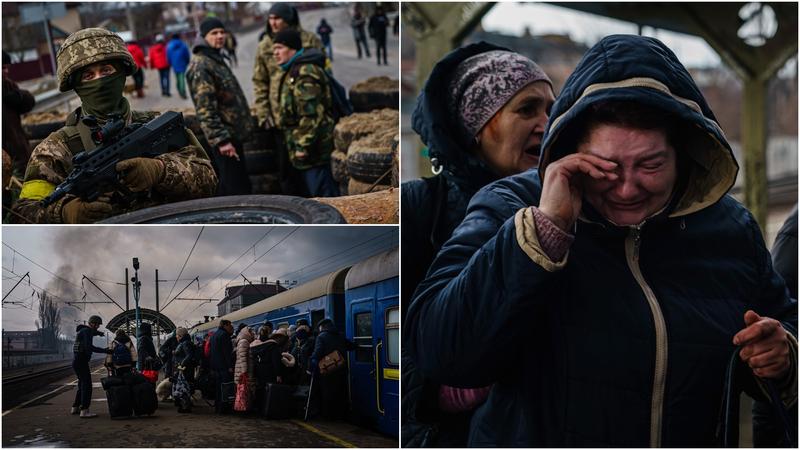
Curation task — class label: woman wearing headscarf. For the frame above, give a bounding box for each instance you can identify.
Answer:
[401,42,554,447]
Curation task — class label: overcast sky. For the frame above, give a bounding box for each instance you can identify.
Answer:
[2,226,398,334]
[481,2,721,68]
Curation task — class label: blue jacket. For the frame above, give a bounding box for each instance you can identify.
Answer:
[406,34,798,447]
[167,37,191,73]
[209,326,233,372]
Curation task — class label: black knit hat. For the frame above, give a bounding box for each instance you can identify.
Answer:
[268,3,297,24]
[273,29,302,50]
[200,17,225,37]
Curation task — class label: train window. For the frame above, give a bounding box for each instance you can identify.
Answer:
[385,307,399,366]
[354,312,373,362]
[277,322,289,330]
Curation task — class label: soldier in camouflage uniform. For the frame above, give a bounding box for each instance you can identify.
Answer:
[273,30,339,197]
[12,28,217,224]
[187,18,253,196]
[252,3,325,130]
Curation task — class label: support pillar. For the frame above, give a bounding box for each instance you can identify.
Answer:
[742,77,768,233]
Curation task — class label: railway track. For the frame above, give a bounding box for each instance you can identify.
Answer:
[2,363,74,386]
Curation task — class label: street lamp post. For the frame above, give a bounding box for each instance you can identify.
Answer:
[132,257,142,371]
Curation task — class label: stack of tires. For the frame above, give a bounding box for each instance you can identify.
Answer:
[349,76,399,113]
[331,108,398,195]
[242,121,281,195]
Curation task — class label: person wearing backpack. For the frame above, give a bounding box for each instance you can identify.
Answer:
[105,328,138,377]
[273,29,339,198]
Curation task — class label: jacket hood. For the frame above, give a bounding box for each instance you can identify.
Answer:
[114,334,131,344]
[191,38,224,60]
[237,327,254,343]
[290,48,326,69]
[411,41,512,190]
[540,34,738,218]
[76,324,89,332]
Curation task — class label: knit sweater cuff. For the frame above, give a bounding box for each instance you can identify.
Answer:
[531,207,574,262]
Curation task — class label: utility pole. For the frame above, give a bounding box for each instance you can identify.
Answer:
[132,257,142,371]
[42,5,57,76]
[155,269,160,348]
[125,268,130,333]
[125,2,137,40]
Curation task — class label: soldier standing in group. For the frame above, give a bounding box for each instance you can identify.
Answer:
[273,30,339,197]
[253,4,326,195]
[187,18,253,196]
[12,28,217,224]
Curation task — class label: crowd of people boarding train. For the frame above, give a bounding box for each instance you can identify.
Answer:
[74,314,353,421]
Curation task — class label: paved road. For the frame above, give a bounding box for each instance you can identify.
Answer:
[129,5,398,113]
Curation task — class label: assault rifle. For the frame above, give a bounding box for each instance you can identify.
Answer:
[41,111,189,207]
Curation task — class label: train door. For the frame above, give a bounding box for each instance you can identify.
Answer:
[347,298,377,423]
[376,299,399,436]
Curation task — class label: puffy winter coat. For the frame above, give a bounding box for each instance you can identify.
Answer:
[166,37,191,73]
[149,42,169,70]
[234,327,256,387]
[250,338,286,384]
[126,43,146,69]
[406,34,798,447]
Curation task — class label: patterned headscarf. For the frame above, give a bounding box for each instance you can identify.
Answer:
[448,50,551,138]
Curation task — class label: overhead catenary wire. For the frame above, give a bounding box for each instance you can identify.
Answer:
[164,226,204,306]
[2,243,83,291]
[275,230,397,282]
[175,229,275,319]
[185,227,300,319]
[186,229,395,322]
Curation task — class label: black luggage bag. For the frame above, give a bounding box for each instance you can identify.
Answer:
[263,383,294,419]
[131,379,158,416]
[101,375,133,419]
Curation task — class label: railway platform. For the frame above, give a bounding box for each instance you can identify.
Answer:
[2,365,397,448]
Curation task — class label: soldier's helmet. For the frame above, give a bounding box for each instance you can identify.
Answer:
[56,27,136,92]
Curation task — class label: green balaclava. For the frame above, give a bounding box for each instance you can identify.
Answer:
[74,62,130,121]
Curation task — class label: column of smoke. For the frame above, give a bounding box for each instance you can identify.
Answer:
[45,265,82,340]
[50,227,132,339]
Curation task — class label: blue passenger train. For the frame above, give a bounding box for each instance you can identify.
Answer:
[190,247,399,437]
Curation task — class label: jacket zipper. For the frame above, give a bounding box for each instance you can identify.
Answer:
[625,226,668,447]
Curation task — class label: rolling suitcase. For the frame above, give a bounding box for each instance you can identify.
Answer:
[101,375,133,419]
[263,383,294,419]
[131,379,158,416]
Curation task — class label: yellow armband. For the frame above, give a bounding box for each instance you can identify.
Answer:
[19,180,56,201]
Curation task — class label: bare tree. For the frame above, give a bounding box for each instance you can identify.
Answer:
[35,292,61,351]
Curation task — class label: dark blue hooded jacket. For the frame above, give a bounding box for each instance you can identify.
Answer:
[400,42,516,447]
[73,324,108,363]
[406,34,798,447]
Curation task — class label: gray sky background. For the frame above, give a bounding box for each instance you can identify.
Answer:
[2,226,398,334]
[482,3,719,67]
[481,3,796,77]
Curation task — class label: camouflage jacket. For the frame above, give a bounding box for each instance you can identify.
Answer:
[278,49,335,171]
[12,109,217,224]
[186,41,254,149]
[253,26,324,128]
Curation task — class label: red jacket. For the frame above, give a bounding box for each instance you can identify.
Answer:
[148,43,169,70]
[126,43,146,69]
